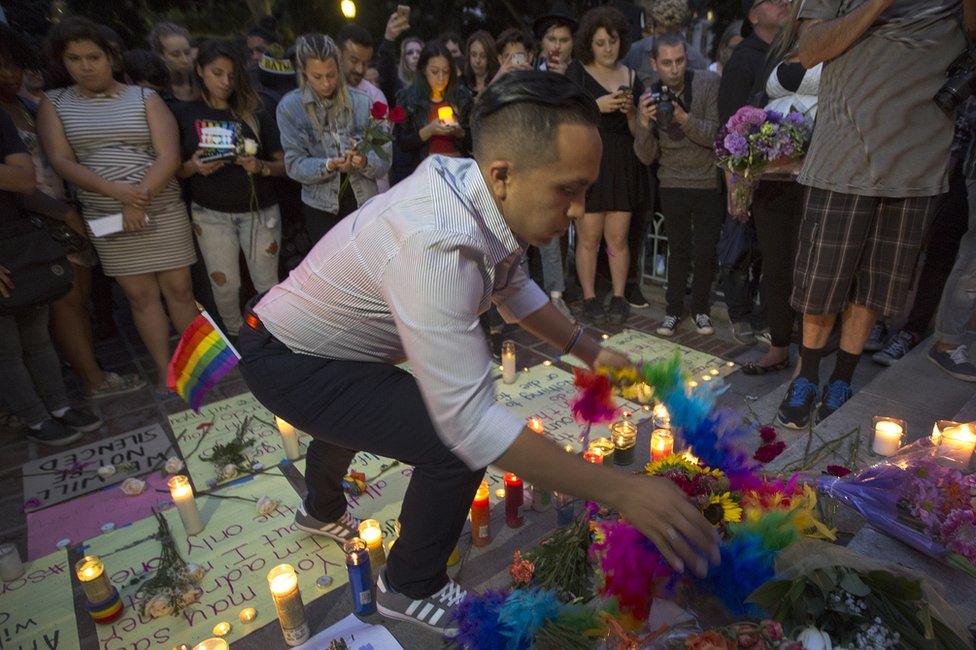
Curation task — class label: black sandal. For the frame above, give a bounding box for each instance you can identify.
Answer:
[741,358,790,375]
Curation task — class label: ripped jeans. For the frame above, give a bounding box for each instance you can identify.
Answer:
[934,180,976,345]
[191,203,282,336]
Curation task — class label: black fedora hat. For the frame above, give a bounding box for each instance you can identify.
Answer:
[533,1,579,40]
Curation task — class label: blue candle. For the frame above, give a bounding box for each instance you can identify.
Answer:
[344,538,376,616]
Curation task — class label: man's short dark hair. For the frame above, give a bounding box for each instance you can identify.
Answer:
[495,28,536,58]
[337,25,374,51]
[651,33,686,60]
[123,49,169,89]
[439,31,461,47]
[574,6,630,65]
[246,26,277,44]
[472,69,598,169]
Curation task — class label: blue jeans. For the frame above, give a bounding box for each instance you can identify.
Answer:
[933,180,976,344]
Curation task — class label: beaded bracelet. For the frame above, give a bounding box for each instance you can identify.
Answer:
[562,322,584,356]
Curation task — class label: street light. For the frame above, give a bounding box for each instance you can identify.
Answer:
[340,0,356,18]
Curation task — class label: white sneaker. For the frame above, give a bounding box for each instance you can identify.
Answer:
[693,313,714,335]
[293,503,361,542]
[375,569,465,637]
[657,315,680,337]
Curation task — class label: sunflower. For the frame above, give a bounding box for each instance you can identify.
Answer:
[644,453,726,480]
[706,492,743,524]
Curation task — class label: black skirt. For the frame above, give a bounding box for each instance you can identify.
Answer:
[586,129,640,213]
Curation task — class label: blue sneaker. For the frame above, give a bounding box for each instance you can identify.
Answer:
[777,378,819,429]
[816,379,852,424]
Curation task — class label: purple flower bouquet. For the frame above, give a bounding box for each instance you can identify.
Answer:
[715,106,812,218]
[816,437,976,577]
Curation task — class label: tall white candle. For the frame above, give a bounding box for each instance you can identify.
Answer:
[275,416,302,461]
[168,475,204,536]
[0,543,24,581]
[872,420,903,457]
[501,340,516,384]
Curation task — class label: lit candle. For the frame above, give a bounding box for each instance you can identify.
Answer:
[611,420,638,466]
[267,564,309,646]
[872,419,904,457]
[470,481,491,546]
[343,539,376,617]
[683,449,700,465]
[0,543,24,582]
[653,403,670,429]
[527,417,545,434]
[634,382,652,404]
[504,473,524,528]
[239,607,257,623]
[437,105,455,124]
[501,340,516,384]
[709,368,720,376]
[275,416,302,461]
[563,443,575,453]
[940,423,976,466]
[75,555,123,624]
[167,475,204,536]
[582,448,604,464]
[211,622,231,637]
[588,437,615,465]
[650,428,674,461]
[358,519,386,575]
[192,640,228,650]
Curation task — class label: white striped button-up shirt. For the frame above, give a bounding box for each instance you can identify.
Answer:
[255,155,548,468]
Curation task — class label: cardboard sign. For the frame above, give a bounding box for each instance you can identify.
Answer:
[0,550,80,650]
[566,329,737,379]
[22,424,173,512]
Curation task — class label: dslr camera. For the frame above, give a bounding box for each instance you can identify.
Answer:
[935,46,976,112]
[651,85,678,131]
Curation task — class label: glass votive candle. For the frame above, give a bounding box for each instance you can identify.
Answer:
[357,519,386,575]
[588,437,615,465]
[267,563,309,646]
[582,448,604,464]
[939,423,976,466]
[652,403,670,429]
[871,417,905,456]
[76,555,124,624]
[611,420,638,466]
[650,428,674,461]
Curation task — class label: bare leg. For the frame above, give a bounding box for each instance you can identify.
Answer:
[115,273,171,389]
[838,303,878,355]
[50,264,106,391]
[603,211,632,297]
[575,212,606,300]
[157,266,198,333]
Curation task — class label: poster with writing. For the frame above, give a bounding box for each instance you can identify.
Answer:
[22,424,174,511]
[88,472,349,649]
[566,329,737,380]
[0,550,80,650]
[295,613,403,650]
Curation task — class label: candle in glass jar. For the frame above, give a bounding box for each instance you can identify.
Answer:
[582,449,604,464]
[0,543,24,582]
[504,473,524,528]
[267,563,309,646]
[343,539,376,616]
[650,428,674,461]
[940,423,976,465]
[192,640,229,650]
[588,437,615,465]
[437,105,455,124]
[872,420,903,456]
[470,481,491,546]
[652,403,670,429]
[167,475,204,536]
[76,555,123,624]
[357,519,386,574]
[611,420,638,466]
[501,340,516,384]
[274,416,302,461]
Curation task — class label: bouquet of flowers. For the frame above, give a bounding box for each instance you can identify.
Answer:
[714,106,812,219]
[816,431,976,577]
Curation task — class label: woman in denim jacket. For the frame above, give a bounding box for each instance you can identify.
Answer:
[276,34,390,244]
[390,40,473,185]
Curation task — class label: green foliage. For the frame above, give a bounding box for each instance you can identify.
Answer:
[522,514,594,601]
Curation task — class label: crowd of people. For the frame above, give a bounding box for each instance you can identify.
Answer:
[1,0,975,448]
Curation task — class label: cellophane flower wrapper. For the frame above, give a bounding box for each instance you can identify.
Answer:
[814,437,974,566]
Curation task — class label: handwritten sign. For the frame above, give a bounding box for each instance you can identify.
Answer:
[89,473,349,650]
[566,329,737,380]
[22,424,173,511]
[0,550,80,650]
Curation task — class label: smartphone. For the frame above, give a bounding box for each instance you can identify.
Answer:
[511,52,527,66]
[617,84,633,98]
[396,4,410,20]
[199,150,236,164]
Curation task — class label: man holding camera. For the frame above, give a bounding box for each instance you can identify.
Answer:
[778,0,974,429]
[634,34,721,337]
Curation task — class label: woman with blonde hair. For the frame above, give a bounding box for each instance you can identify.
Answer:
[276,34,390,243]
[149,21,197,101]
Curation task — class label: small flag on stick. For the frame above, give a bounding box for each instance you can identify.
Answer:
[167,310,240,411]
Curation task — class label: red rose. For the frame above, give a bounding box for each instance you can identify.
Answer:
[753,441,786,463]
[760,426,777,443]
[826,464,852,477]
[388,106,406,123]
[370,101,388,120]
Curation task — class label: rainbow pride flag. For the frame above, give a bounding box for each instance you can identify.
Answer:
[167,310,240,411]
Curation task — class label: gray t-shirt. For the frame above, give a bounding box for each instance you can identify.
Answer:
[797,0,964,198]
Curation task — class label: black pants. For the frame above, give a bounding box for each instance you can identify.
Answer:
[660,187,724,316]
[753,180,804,347]
[303,180,359,245]
[904,161,969,335]
[236,316,484,600]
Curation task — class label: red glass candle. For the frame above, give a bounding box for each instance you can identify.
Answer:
[504,473,524,528]
[582,449,604,464]
[470,481,491,546]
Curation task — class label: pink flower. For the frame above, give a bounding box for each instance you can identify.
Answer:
[760,620,784,641]
[508,550,535,586]
[759,426,777,443]
[943,509,976,562]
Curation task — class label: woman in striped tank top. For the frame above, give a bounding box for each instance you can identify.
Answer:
[37,17,198,393]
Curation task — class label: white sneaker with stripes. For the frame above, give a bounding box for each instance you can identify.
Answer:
[293,503,360,542]
[375,569,465,637]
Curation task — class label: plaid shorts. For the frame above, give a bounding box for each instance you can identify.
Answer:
[790,187,936,317]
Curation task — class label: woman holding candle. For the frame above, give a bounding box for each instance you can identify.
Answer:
[276,33,390,244]
[390,40,473,185]
[237,71,719,637]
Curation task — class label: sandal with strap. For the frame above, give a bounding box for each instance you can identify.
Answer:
[741,358,790,375]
